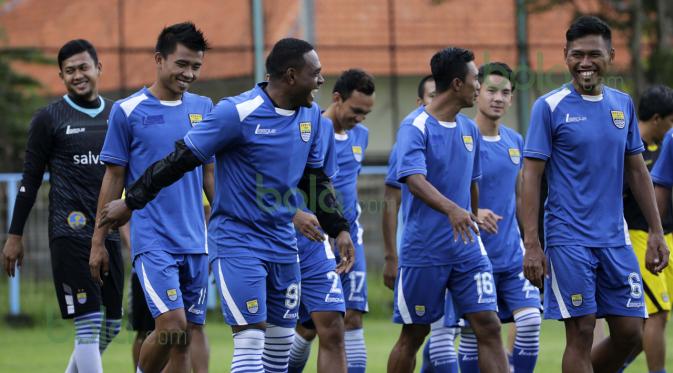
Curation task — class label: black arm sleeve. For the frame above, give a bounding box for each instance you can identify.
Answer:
[124,139,203,210]
[298,166,350,238]
[9,110,53,235]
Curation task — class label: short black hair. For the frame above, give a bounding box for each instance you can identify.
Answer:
[332,69,375,101]
[430,47,475,93]
[155,22,209,56]
[638,85,673,121]
[478,62,516,92]
[57,39,98,70]
[566,16,612,48]
[417,74,434,99]
[266,38,315,80]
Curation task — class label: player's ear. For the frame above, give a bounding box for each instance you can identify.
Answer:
[608,47,615,64]
[451,77,463,92]
[285,67,297,85]
[332,91,342,104]
[96,61,103,75]
[153,52,164,66]
[58,70,64,80]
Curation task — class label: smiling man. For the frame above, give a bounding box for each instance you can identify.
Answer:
[89,22,214,373]
[521,16,669,373]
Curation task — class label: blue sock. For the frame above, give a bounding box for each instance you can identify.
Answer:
[99,317,122,354]
[512,308,541,373]
[425,324,459,373]
[288,333,312,373]
[231,329,264,373]
[72,311,103,373]
[650,370,667,373]
[458,327,480,373]
[345,328,366,373]
[262,324,295,373]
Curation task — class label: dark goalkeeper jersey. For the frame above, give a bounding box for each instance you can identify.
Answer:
[9,95,119,241]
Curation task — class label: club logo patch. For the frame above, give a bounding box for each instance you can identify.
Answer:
[571,294,583,307]
[509,148,521,165]
[415,305,426,317]
[67,211,87,230]
[166,289,178,301]
[352,146,363,162]
[246,299,259,314]
[611,110,625,129]
[188,113,203,127]
[299,122,312,142]
[463,135,474,152]
[662,292,669,303]
[76,290,87,304]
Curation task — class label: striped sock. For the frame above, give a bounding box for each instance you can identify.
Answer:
[263,324,295,372]
[232,329,265,373]
[458,327,479,373]
[345,328,367,373]
[288,333,312,373]
[72,311,103,373]
[512,308,541,373]
[99,318,122,354]
[426,324,459,373]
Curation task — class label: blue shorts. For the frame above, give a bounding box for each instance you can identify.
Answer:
[338,219,368,312]
[213,256,301,327]
[545,245,648,320]
[393,254,497,324]
[133,251,209,324]
[493,266,542,322]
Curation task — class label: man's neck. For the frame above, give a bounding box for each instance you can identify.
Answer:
[425,94,463,122]
[639,121,656,144]
[323,104,346,135]
[572,80,603,96]
[265,81,295,110]
[67,93,100,109]
[148,82,181,101]
[475,111,499,136]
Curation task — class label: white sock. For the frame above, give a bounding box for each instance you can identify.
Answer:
[263,324,295,372]
[428,323,458,366]
[232,329,265,373]
[288,333,313,371]
[72,312,103,373]
[99,318,122,354]
[65,352,78,373]
[345,328,367,371]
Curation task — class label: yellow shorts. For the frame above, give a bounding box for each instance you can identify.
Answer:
[629,230,672,315]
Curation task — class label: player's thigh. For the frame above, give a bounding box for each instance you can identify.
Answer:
[178,253,209,325]
[544,245,598,320]
[101,239,124,319]
[266,261,301,327]
[393,265,450,325]
[340,224,369,312]
[494,267,541,321]
[212,256,268,326]
[299,262,345,325]
[49,236,103,319]
[594,245,648,318]
[631,230,672,315]
[134,250,184,319]
[130,271,156,332]
[448,254,498,318]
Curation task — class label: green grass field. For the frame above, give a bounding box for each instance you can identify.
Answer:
[0,275,671,372]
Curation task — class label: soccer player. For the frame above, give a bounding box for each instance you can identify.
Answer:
[522,16,669,373]
[387,47,508,373]
[89,22,214,373]
[96,38,355,373]
[457,62,541,373]
[1,39,122,373]
[633,85,673,373]
[288,68,375,373]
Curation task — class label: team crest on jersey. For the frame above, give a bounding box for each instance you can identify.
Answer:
[663,292,669,303]
[76,289,87,304]
[611,111,626,129]
[352,146,363,162]
[299,122,312,142]
[571,294,583,307]
[67,211,87,230]
[166,289,178,301]
[509,148,521,165]
[414,305,426,317]
[463,136,474,152]
[188,113,203,127]
[246,299,259,314]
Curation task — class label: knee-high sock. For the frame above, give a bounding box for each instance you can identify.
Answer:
[288,333,312,373]
[231,329,265,373]
[65,311,103,373]
[99,318,122,354]
[263,324,295,372]
[423,322,459,373]
[345,328,366,373]
[458,327,480,373]
[512,308,541,373]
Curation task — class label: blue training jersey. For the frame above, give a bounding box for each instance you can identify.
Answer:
[333,123,369,224]
[184,83,325,263]
[524,83,644,247]
[396,108,484,266]
[296,116,339,270]
[478,125,524,272]
[100,88,212,258]
[651,128,673,188]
